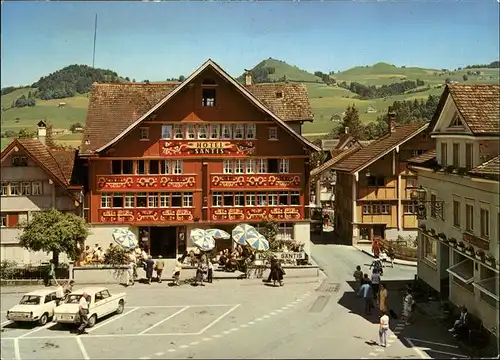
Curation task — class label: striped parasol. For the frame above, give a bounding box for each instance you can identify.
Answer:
[190,229,216,252]
[112,228,138,249]
[231,224,259,246]
[206,229,231,240]
[246,233,270,251]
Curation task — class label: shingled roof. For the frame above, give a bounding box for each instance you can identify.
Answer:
[80,60,316,155]
[1,138,78,189]
[332,123,428,174]
[430,84,500,135]
[310,145,361,177]
[468,155,500,181]
[407,150,437,164]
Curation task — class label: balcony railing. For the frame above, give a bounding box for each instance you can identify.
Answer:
[210,206,303,222]
[98,208,195,223]
[96,175,197,191]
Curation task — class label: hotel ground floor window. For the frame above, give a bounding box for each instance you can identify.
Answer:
[474,265,499,308]
[447,252,474,293]
[421,234,437,265]
[277,223,294,240]
[359,227,370,241]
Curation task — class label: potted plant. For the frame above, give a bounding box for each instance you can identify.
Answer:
[484,253,495,267]
[448,237,457,247]
[456,241,465,252]
[475,249,484,261]
[419,223,427,232]
[428,228,436,237]
[465,245,474,256]
[438,232,447,241]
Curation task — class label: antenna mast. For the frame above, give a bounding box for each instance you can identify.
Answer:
[92,14,97,68]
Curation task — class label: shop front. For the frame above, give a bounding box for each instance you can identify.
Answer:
[139,225,187,259]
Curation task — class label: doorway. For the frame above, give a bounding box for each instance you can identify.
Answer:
[373,225,386,240]
[150,226,177,259]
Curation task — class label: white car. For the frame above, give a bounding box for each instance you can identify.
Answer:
[54,286,126,328]
[6,288,60,326]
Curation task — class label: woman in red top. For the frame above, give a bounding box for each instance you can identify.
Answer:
[372,238,381,258]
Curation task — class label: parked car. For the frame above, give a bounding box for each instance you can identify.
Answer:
[54,286,126,328]
[6,288,60,326]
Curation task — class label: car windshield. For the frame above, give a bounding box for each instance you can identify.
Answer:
[66,294,83,304]
[19,295,41,305]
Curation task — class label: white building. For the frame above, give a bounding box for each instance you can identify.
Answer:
[409,84,499,338]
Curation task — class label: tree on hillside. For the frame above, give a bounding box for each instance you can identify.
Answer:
[463,74,468,81]
[69,123,84,132]
[341,105,364,140]
[18,208,89,265]
[179,75,185,82]
[17,128,36,139]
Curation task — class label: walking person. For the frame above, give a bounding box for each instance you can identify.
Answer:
[172,256,183,286]
[358,280,374,315]
[47,260,59,286]
[127,250,136,286]
[207,259,213,283]
[353,265,363,292]
[371,268,381,303]
[402,288,414,325]
[145,255,155,285]
[195,256,208,286]
[77,292,90,335]
[155,255,165,283]
[379,283,388,315]
[378,310,390,347]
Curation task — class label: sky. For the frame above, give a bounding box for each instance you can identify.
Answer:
[1,0,499,87]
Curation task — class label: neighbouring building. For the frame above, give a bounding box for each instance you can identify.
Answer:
[0,121,83,264]
[331,117,435,245]
[408,84,499,337]
[79,59,319,259]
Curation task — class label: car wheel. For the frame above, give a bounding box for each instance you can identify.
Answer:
[87,314,97,328]
[38,313,48,326]
[116,300,124,314]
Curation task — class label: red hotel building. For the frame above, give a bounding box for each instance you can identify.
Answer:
[79,60,319,258]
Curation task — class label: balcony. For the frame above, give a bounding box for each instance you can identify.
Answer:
[96,175,197,191]
[210,174,301,190]
[98,208,195,224]
[357,186,397,201]
[210,206,303,222]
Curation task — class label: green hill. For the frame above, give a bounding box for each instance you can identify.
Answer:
[238,58,322,83]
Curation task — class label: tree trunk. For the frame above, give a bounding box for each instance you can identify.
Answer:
[52,251,60,266]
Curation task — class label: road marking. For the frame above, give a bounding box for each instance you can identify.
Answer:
[281,307,289,310]
[223,330,231,334]
[167,349,176,352]
[17,321,54,338]
[248,321,255,325]
[138,306,190,335]
[415,348,468,358]
[263,315,270,319]
[240,324,248,328]
[179,345,189,349]
[269,312,277,315]
[125,304,238,308]
[255,317,263,321]
[212,334,222,338]
[11,332,202,340]
[139,357,150,360]
[230,327,239,332]
[406,338,431,359]
[388,339,396,343]
[195,304,241,335]
[368,352,378,356]
[190,341,199,346]
[1,320,12,327]
[14,338,21,360]
[406,337,459,348]
[375,348,384,352]
[88,307,140,333]
[202,337,212,341]
[76,337,90,360]
[393,331,401,335]
[275,309,283,313]
[154,352,164,356]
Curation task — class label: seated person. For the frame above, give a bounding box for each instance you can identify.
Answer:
[218,251,227,267]
[225,255,238,272]
[449,306,469,338]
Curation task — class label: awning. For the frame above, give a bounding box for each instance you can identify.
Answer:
[473,276,499,301]
[446,259,474,284]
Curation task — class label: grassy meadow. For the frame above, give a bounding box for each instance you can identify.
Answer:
[1,62,498,149]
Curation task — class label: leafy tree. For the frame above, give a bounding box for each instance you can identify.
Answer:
[341,105,364,140]
[45,123,56,148]
[17,128,36,139]
[18,208,89,265]
[462,74,468,81]
[69,122,84,132]
[258,219,279,249]
[445,78,451,84]
[179,75,185,82]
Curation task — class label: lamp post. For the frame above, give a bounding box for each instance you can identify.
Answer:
[410,185,445,220]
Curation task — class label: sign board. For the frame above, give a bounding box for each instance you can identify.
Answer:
[161,140,255,157]
[255,252,306,261]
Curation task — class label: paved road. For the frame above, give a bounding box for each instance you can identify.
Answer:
[0,243,469,359]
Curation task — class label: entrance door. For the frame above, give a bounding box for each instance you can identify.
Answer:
[373,225,385,239]
[150,227,177,259]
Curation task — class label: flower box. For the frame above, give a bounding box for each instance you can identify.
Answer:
[438,233,447,241]
[465,248,474,256]
[456,242,465,252]
[485,259,494,267]
[448,238,457,247]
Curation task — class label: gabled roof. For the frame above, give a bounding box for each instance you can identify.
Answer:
[310,145,361,177]
[332,123,429,174]
[81,59,319,155]
[407,150,437,164]
[468,155,500,181]
[430,84,500,135]
[1,139,79,190]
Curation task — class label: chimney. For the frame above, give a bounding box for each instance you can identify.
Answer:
[387,111,397,133]
[344,126,349,134]
[37,120,47,146]
[244,69,252,86]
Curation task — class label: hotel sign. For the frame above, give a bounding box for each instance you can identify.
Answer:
[98,208,194,223]
[255,252,306,261]
[211,174,301,189]
[161,141,255,157]
[210,207,302,222]
[96,175,196,191]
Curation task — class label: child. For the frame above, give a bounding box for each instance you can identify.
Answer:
[353,265,363,292]
[379,310,389,347]
[207,260,213,283]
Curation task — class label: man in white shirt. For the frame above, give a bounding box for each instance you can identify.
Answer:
[379,310,389,347]
[77,292,90,335]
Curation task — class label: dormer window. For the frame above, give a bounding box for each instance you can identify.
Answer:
[11,156,28,167]
[202,88,216,107]
[202,78,216,86]
[449,112,464,128]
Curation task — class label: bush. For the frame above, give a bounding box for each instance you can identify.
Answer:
[105,246,129,266]
[0,260,18,279]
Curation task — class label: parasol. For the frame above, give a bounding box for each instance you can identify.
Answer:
[190,229,216,252]
[231,224,259,245]
[112,228,138,249]
[206,229,231,240]
[246,233,270,251]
